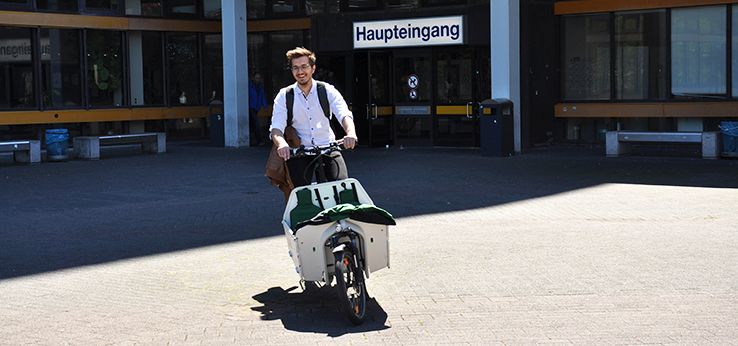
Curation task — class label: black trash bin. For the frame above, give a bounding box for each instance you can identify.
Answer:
[208,100,224,147]
[479,98,514,157]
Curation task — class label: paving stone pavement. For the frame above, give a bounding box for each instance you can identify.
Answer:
[1,142,737,345]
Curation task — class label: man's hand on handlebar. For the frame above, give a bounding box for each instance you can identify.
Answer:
[342,135,357,149]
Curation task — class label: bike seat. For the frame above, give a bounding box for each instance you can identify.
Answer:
[289,188,323,228]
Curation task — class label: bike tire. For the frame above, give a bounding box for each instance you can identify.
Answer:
[334,249,367,325]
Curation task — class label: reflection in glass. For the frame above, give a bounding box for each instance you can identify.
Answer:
[125,0,162,16]
[394,55,431,102]
[0,27,35,109]
[386,0,417,10]
[203,0,221,18]
[436,51,472,104]
[85,0,118,12]
[671,6,726,96]
[36,0,77,12]
[41,28,82,108]
[247,0,265,18]
[305,0,324,15]
[269,31,305,93]
[203,34,223,102]
[167,34,200,105]
[166,0,196,15]
[562,14,610,100]
[614,10,666,100]
[87,30,124,107]
[348,0,376,10]
[129,31,164,105]
[272,0,296,14]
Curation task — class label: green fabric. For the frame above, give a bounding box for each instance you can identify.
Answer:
[289,189,322,228]
[339,189,360,205]
[293,203,396,232]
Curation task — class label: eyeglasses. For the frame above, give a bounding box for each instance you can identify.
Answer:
[290,64,312,72]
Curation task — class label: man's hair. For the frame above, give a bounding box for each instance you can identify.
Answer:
[286,47,316,66]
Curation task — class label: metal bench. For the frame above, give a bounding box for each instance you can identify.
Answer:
[606,131,720,159]
[0,140,41,164]
[73,133,166,160]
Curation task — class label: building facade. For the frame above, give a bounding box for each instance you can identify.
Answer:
[2,0,737,152]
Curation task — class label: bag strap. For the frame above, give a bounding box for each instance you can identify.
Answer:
[285,82,331,127]
[286,88,294,126]
[316,82,331,120]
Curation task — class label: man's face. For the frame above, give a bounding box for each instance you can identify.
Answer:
[290,56,315,86]
[253,73,262,84]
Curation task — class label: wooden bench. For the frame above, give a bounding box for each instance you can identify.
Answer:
[73,133,166,160]
[606,131,720,159]
[0,140,41,164]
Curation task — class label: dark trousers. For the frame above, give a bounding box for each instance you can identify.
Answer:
[286,151,348,187]
[249,109,262,145]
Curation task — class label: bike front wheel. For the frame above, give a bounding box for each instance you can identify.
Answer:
[334,249,367,325]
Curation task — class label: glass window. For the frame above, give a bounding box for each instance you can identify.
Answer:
[272,0,297,15]
[562,14,610,100]
[36,0,77,12]
[386,0,418,10]
[85,0,119,12]
[436,50,473,104]
[305,0,324,15]
[125,0,162,16]
[247,0,265,18]
[347,0,376,10]
[421,0,465,7]
[41,28,82,108]
[167,33,200,105]
[128,31,164,105]
[87,30,124,107]
[203,0,220,19]
[0,0,30,8]
[733,5,737,98]
[165,0,197,16]
[269,31,306,94]
[202,34,222,102]
[0,27,35,109]
[671,6,726,96]
[614,10,667,100]
[395,55,432,102]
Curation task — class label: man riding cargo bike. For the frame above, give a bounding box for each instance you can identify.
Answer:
[267,47,395,324]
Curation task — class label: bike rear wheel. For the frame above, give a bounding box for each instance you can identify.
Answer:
[334,249,367,325]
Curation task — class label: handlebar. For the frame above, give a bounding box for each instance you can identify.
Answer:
[289,140,344,158]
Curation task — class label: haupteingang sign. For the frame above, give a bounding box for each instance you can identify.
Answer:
[353,16,464,49]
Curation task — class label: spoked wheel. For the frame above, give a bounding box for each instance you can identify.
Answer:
[334,249,367,325]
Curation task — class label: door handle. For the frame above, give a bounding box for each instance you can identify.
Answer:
[372,104,378,120]
[365,104,371,120]
[466,102,475,119]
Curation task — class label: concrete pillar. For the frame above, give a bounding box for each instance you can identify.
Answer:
[222,0,250,147]
[491,0,521,153]
[128,31,144,106]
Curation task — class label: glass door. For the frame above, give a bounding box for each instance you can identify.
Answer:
[353,51,393,147]
[434,48,479,147]
[394,49,433,146]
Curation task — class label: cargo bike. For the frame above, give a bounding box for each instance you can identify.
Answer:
[281,142,395,324]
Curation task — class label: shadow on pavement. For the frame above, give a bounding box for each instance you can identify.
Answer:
[1,142,737,280]
[251,286,389,336]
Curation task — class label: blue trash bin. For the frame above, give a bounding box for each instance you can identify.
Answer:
[719,121,738,155]
[45,128,69,161]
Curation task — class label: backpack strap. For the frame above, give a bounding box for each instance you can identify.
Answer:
[286,88,294,126]
[316,82,331,120]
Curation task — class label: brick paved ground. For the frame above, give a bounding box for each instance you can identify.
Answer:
[1,143,737,345]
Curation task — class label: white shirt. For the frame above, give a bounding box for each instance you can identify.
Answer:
[269,79,353,146]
